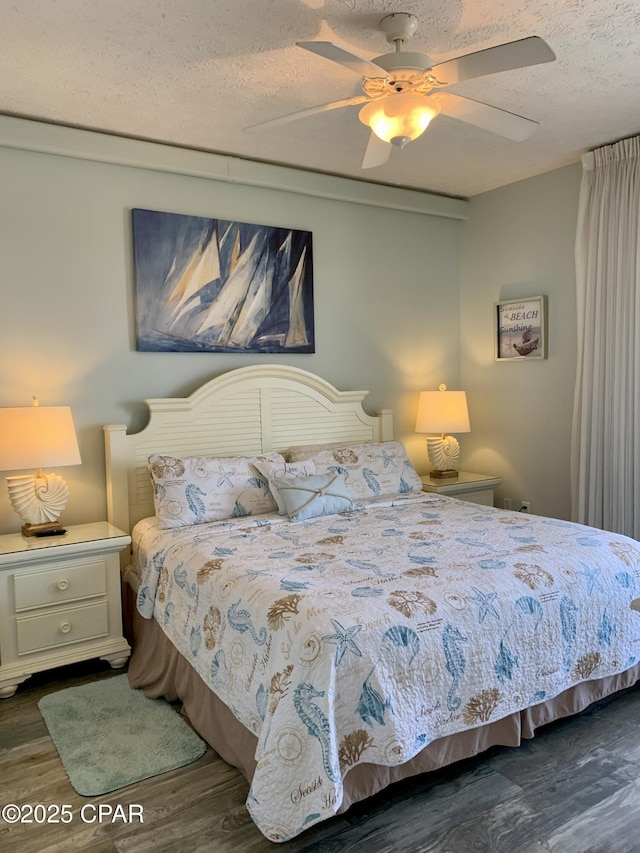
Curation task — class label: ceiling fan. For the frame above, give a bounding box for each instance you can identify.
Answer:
[247,13,555,169]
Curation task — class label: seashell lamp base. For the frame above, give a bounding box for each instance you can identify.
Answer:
[6,473,70,534]
[427,435,461,479]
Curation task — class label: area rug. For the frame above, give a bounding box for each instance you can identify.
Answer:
[37,674,207,796]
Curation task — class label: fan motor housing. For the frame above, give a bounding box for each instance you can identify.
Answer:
[373,52,434,74]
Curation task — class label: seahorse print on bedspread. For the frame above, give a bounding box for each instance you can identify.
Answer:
[293,683,339,783]
[443,624,467,712]
[228,600,267,645]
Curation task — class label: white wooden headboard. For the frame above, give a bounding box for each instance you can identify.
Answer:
[104,364,393,536]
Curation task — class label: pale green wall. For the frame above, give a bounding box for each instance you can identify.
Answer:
[0,119,585,533]
[459,162,582,519]
[0,119,464,533]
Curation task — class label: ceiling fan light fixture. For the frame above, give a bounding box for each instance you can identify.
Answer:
[358,93,441,145]
[390,135,411,148]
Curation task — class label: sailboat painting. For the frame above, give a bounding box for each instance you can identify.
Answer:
[132,208,314,353]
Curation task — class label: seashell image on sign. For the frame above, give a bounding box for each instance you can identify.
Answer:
[132,208,314,353]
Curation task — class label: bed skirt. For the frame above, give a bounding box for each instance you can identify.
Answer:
[124,583,640,816]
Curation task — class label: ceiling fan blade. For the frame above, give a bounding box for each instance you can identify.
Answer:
[297,41,386,77]
[245,95,369,132]
[430,36,555,86]
[437,93,539,141]
[361,132,392,169]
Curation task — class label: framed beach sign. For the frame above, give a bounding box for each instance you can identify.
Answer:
[132,208,314,353]
[495,296,547,361]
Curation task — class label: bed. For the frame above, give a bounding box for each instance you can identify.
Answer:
[104,364,640,843]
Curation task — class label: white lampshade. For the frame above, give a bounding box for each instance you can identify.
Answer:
[0,402,81,535]
[415,386,470,479]
[415,389,471,435]
[0,405,81,471]
[359,93,441,147]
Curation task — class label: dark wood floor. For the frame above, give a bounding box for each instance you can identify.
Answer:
[2,660,640,853]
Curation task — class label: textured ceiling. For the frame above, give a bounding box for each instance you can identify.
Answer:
[2,0,640,198]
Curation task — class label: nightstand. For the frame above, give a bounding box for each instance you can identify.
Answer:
[420,471,503,506]
[0,522,131,698]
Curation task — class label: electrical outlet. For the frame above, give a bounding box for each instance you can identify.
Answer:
[520,501,531,513]
[503,498,511,510]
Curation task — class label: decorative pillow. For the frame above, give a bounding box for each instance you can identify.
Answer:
[286,440,422,500]
[148,453,277,529]
[269,473,357,522]
[251,452,317,514]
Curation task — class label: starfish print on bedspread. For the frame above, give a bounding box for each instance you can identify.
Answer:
[322,619,363,666]
[468,587,499,623]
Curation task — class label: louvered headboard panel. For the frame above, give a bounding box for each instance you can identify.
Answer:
[104,365,393,536]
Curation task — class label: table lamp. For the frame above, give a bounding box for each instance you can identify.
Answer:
[0,398,81,536]
[415,385,470,479]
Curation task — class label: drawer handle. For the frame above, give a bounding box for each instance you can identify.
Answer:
[59,622,72,635]
[56,578,70,591]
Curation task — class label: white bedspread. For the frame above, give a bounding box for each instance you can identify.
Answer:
[133,493,640,842]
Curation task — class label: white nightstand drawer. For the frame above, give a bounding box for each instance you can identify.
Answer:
[13,559,107,612]
[16,602,109,655]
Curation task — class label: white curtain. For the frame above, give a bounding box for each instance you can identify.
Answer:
[571,136,640,537]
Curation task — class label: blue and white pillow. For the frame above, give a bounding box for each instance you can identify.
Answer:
[269,473,356,522]
[148,453,277,528]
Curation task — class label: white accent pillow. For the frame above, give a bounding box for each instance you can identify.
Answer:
[251,452,317,514]
[286,440,422,500]
[148,453,277,529]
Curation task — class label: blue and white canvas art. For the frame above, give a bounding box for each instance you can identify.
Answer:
[132,208,314,353]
